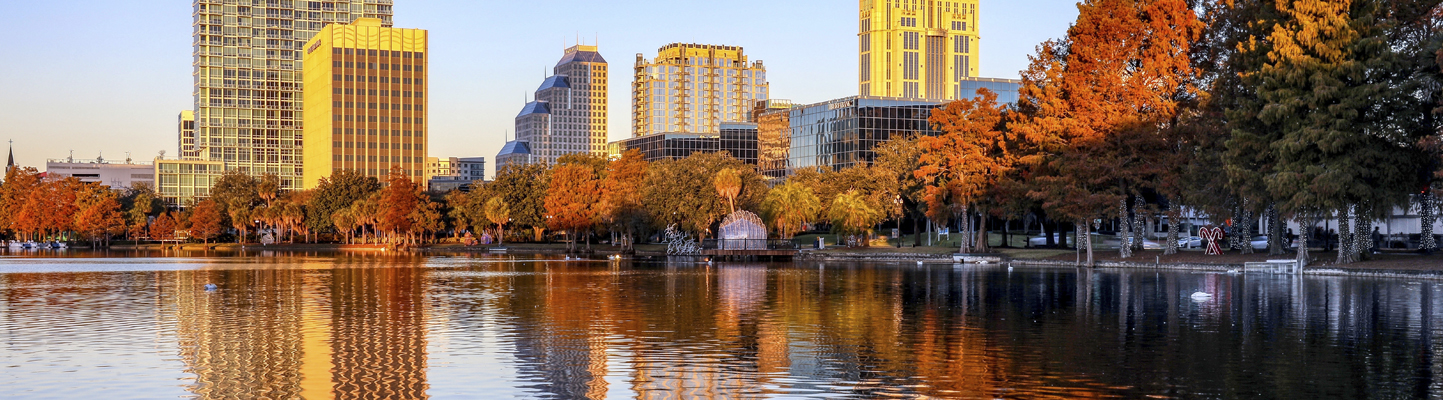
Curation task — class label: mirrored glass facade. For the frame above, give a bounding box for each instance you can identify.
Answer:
[759,80,1017,178]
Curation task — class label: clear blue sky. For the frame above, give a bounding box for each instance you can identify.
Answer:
[0,1,1080,177]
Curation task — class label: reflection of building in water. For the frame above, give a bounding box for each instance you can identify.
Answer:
[171,269,309,399]
[330,267,430,399]
[169,260,432,400]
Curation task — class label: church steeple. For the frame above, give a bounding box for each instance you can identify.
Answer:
[5,140,13,171]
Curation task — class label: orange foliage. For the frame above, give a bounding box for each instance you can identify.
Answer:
[377,166,421,236]
[545,163,601,247]
[188,199,225,244]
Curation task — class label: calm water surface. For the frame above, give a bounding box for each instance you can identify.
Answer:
[2,252,1441,399]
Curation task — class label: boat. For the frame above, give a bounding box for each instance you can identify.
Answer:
[48,242,68,249]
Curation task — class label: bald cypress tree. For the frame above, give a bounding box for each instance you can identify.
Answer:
[1231,0,1438,265]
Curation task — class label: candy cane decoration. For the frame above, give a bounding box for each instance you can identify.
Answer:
[1202,225,1224,255]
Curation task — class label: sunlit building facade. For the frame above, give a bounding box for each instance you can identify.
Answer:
[154,158,226,207]
[632,43,769,136]
[191,0,393,190]
[178,110,199,160]
[859,0,980,100]
[502,45,609,167]
[301,18,427,189]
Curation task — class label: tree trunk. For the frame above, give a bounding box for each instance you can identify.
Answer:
[1164,207,1181,255]
[976,211,990,253]
[1267,204,1285,256]
[958,205,972,254]
[1118,197,1133,258]
[1337,206,1354,264]
[1078,219,1094,267]
[1421,192,1437,253]
[1295,213,1313,268]
[913,212,923,247]
[1239,203,1255,254]
[1354,206,1371,262]
[1132,195,1146,253]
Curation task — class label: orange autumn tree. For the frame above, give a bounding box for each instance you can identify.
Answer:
[545,163,602,252]
[188,199,225,244]
[0,166,42,241]
[73,183,125,248]
[597,149,649,252]
[917,88,1013,254]
[151,212,177,240]
[1012,0,1202,265]
[377,166,421,245]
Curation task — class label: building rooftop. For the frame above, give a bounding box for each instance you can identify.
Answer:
[498,141,531,156]
[537,75,570,91]
[558,45,606,66]
[516,101,550,117]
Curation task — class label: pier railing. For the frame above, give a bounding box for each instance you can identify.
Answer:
[701,239,799,251]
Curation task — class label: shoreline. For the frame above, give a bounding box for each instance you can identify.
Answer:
[39,243,1443,278]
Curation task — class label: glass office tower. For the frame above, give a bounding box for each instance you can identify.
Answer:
[191,0,393,189]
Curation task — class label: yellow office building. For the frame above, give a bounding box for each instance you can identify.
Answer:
[859,0,980,100]
[632,44,769,136]
[302,18,427,189]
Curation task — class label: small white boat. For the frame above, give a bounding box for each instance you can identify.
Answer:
[6,241,23,249]
[1190,292,1214,302]
[49,242,68,249]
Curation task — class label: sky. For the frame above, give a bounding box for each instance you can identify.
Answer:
[0,0,1081,178]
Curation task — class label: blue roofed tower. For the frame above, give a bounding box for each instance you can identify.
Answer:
[499,45,608,169]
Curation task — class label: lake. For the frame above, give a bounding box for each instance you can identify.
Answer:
[1,252,1440,399]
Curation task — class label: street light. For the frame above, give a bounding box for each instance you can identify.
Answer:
[894,195,903,248]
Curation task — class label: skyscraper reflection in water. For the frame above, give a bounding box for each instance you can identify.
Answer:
[168,257,431,399]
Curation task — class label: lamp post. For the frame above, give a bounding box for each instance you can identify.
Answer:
[894,195,903,248]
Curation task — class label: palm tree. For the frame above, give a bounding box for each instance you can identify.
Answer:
[829,190,882,246]
[761,181,822,239]
[485,196,511,245]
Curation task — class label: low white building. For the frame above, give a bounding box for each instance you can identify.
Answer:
[45,157,155,189]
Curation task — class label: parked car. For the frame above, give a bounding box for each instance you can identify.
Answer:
[1179,236,1202,249]
[1028,233,1065,246]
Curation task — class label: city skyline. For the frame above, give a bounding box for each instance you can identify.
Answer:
[0,0,1082,177]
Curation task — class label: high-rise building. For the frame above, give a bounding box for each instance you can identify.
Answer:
[178,111,199,160]
[191,0,393,190]
[859,0,980,100]
[499,45,609,168]
[300,18,428,189]
[631,43,769,137]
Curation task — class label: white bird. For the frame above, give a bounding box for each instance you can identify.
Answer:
[1190,292,1213,301]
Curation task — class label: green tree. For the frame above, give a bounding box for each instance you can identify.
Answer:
[761,181,822,239]
[484,196,511,245]
[1231,0,1438,265]
[642,152,765,238]
[829,190,884,244]
[305,169,381,236]
[485,163,550,241]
